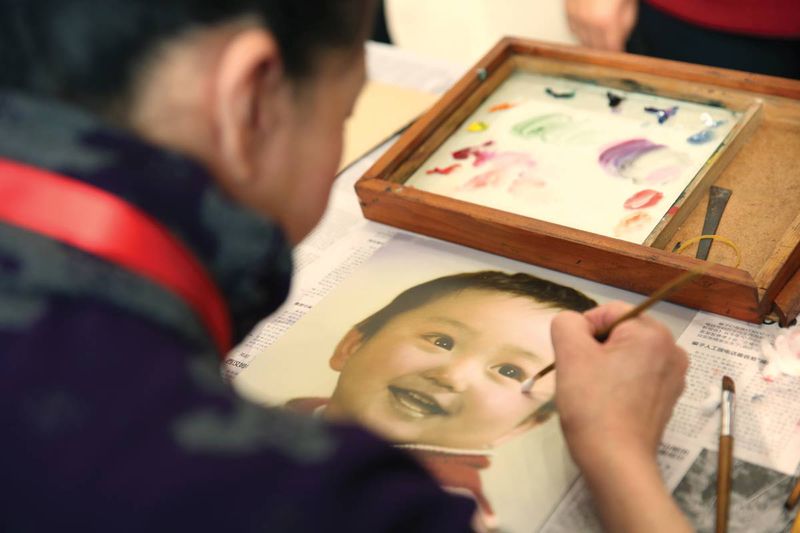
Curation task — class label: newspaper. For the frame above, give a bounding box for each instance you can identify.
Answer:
[541,313,800,532]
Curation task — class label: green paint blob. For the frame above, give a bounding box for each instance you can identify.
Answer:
[512,113,573,141]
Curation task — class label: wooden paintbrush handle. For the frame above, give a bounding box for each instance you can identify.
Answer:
[787,477,800,510]
[715,436,733,533]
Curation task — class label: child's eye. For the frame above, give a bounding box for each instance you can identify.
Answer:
[423,334,454,351]
[492,364,525,381]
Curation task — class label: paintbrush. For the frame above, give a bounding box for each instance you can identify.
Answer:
[787,476,800,510]
[715,375,735,533]
[521,267,707,394]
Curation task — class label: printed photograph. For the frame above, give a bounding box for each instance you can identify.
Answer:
[673,448,796,533]
[235,234,695,531]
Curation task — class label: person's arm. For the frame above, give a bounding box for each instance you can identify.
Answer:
[551,302,693,533]
[565,0,638,51]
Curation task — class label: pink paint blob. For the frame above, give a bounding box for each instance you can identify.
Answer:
[624,189,664,210]
[426,164,461,175]
[461,169,504,191]
[508,177,545,198]
[459,152,537,192]
[644,165,683,185]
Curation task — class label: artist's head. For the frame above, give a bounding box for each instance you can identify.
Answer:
[0,0,374,243]
[326,271,597,449]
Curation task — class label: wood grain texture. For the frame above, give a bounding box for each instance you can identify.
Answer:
[356,179,761,322]
[773,266,800,327]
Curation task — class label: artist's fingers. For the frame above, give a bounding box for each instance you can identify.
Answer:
[565,0,597,48]
[551,310,598,362]
[582,301,634,333]
[565,0,637,51]
[605,0,637,51]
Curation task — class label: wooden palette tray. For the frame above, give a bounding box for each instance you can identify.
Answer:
[355,38,800,326]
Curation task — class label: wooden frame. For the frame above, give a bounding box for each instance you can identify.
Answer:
[356,38,800,326]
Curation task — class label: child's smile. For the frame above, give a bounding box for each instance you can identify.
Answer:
[327,289,559,449]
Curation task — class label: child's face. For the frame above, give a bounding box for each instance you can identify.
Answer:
[327,289,559,449]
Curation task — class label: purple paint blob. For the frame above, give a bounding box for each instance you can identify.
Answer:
[599,139,664,176]
[644,106,679,124]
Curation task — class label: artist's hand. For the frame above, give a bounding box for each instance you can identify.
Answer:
[565,0,638,52]
[551,302,688,467]
[552,302,693,533]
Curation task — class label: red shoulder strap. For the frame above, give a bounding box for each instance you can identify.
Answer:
[0,158,232,355]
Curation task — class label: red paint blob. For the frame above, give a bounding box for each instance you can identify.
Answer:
[426,164,461,175]
[452,147,471,160]
[451,141,497,167]
[624,189,664,210]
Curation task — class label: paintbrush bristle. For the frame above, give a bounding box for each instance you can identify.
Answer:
[520,376,536,394]
[722,375,735,393]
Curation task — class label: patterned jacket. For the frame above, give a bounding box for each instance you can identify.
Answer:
[0,92,475,532]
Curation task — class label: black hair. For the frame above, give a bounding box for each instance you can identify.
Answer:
[356,271,597,340]
[0,0,374,116]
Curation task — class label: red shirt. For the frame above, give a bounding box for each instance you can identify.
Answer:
[646,0,800,37]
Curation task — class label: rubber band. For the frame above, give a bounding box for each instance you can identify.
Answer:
[673,234,742,268]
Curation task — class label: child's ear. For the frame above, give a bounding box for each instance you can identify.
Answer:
[329,328,365,371]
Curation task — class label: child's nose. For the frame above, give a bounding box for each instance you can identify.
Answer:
[423,356,481,392]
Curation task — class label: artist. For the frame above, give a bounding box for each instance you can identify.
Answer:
[565,0,800,78]
[0,1,691,531]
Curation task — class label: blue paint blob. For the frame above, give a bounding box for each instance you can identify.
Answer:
[687,129,714,144]
[644,106,679,124]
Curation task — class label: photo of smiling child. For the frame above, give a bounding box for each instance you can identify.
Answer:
[282,270,596,525]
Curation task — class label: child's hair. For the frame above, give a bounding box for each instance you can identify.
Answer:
[0,0,374,117]
[356,271,597,340]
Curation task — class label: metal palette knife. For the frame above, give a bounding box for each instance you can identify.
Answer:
[697,186,733,260]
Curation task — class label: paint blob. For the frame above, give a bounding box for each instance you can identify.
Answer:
[700,112,726,129]
[489,102,517,113]
[687,129,714,145]
[545,87,576,99]
[452,141,496,167]
[512,113,573,141]
[607,91,625,109]
[426,164,461,175]
[624,189,664,210]
[614,211,653,238]
[644,106,679,124]
[467,121,489,133]
[459,152,537,192]
[460,169,505,191]
[599,139,689,185]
